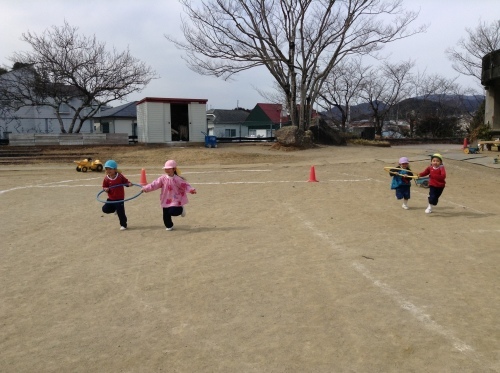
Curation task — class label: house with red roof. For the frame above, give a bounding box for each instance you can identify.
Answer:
[243,103,288,138]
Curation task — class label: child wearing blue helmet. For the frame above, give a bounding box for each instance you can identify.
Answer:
[102,160,132,230]
[389,156,413,210]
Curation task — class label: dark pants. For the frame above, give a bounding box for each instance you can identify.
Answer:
[102,201,127,228]
[163,206,183,229]
[428,186,445,206]
[395,185,411,200]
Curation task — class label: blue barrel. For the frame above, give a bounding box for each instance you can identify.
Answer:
[205,135,217,148]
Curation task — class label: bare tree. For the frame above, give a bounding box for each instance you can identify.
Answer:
[402,72,460,137]
[318,57,367,132]
[446,19,500,82]
[360,60,415,136]
[167,0,425,131]
[1,21,157,133]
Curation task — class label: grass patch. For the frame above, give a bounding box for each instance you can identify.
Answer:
[348,139,391,147]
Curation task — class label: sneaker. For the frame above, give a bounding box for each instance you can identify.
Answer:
[181,207,186,217]
[402,204,409,210]
[425,207,432,214]
[120,226,127,231]
[166,227,173,231]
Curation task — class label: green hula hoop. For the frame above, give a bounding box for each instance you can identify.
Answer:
[96,183,143,204]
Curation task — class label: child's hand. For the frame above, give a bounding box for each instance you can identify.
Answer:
[103,188,109,192]
[142,188,148,193]
[190,189,197,194]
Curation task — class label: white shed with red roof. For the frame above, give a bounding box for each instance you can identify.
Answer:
[136,97,208,144]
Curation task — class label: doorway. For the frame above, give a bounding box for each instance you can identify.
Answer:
[170,104,189,141]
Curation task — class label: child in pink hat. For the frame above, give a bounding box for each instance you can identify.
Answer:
[389,157,413,210]
[142,160,197,230]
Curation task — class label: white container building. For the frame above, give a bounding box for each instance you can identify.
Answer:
[136,97,208,144]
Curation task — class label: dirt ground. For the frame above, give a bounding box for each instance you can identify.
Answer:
[1,143,499,373]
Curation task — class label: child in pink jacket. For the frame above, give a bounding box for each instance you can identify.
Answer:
[142,160,197,231]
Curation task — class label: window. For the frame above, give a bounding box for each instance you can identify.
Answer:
[101,123,109,133]
[225,129,236,137]
[58,103,70,114]
[248,129,256,137]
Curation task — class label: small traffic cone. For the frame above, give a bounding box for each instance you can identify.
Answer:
[140,168,148,185]
[308,165,318,182]
[463,138,468,149]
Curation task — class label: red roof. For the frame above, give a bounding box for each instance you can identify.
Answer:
[256,103,288,123]
[256,103,318,123]
[137,97,208,105]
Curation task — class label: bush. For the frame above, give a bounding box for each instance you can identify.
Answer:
[348,139,391,147]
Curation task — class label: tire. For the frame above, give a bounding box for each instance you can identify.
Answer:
[76,167,81,172]
[95,164,103,172]
[422,180,429,188]
[81,166,88,172]
[464,148,470,154]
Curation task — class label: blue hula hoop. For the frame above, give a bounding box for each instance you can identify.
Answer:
[96,183,143,204]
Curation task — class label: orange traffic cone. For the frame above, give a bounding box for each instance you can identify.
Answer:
[308,165,318,182]
[463,138,468,149]
[140,168,148,186]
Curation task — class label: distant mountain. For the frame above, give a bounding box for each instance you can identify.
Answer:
[323,94,484,121]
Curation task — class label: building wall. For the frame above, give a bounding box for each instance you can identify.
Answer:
[94,118,135,136]
[0,100,93,138]
[482,49,500,135]
[212,124,243,137]
[137,99,207,144]
[136,102,147,142]
[188,103,207,142]
[484,89,496,129]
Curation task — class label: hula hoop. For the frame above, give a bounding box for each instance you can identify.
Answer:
[383,166,420,179]
[96,183,143,204]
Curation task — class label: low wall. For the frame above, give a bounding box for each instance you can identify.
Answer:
[8,133,129,146]
[386,137,463,146]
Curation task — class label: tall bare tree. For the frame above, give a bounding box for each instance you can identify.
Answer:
[446,19,500,82]
[318,57,367,132]
[402,72,460,137]
[360,60,415,136]
[1,21,157,133]
[167,0,425,131]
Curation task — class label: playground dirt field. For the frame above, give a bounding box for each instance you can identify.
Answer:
[1,143,499,372]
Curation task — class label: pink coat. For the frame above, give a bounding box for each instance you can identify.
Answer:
[142,174,195,208]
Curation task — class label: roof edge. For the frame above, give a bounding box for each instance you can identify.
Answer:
[137,97,208,105]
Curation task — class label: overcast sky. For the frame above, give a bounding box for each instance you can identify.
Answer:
[1,0,499,110]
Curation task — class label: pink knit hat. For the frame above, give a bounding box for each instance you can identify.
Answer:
[163,160,177,169]
[399,157,409,164]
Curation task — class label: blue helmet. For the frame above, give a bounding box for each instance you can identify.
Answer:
[104,160,118,169]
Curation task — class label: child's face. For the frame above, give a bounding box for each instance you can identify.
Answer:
[164,168,175,176]
[105,167,117,176]
[400,162,409,169]
[431,158,442,167]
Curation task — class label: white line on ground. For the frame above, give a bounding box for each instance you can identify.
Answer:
[351,262,475,354]
[287,204,492,369]
[0,173,371,194]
